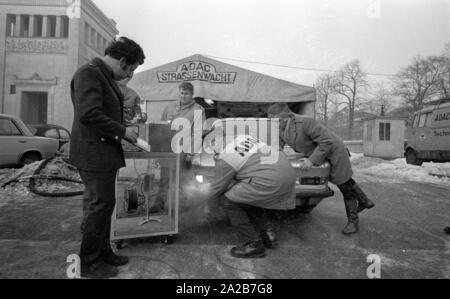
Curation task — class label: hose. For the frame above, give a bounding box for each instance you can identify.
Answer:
[28,157,84,197]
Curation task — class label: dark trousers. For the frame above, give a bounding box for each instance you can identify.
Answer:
[220,196,269,244]
[337,178,359,224]
[79,170,117,265]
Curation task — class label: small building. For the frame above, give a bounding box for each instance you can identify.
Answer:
[0,0,118,130]
[363,116,406,159]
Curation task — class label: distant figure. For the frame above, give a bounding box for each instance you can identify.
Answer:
[117,78,146,124]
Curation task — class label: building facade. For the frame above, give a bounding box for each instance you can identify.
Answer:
[0,0,118,129]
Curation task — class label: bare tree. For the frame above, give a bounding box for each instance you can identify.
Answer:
[315,73,336,126]
[435,46,450,98]
[395,55,442,111]
[363,82,394,115]
[333,60,368,140]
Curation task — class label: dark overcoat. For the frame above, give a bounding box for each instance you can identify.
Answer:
[283,114,353,186]
[69,58,127,172]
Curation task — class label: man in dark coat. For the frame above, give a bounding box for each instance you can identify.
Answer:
[70,37,145,278]
[267,103,375,235]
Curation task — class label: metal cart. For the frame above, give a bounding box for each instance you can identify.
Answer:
[111,150,181,248]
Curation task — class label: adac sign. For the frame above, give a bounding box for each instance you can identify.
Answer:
[157,60,237,84]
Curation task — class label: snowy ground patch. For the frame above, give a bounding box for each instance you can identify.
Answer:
[350,153,450,185]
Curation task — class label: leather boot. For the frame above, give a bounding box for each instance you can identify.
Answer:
[353,183,375,213]
[102,251,129,267]
[342,199,359,235]
[230,240,266,259]
[81,260,118,279]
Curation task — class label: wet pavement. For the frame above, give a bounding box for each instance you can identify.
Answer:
[0,171,449,279]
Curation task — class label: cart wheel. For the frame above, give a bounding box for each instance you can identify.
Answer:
[113,241,124,250]
[163,235,175,244]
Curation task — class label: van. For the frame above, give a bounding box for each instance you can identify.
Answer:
[405,101,450,165]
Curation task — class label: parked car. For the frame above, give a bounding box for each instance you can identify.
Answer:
[189,101,334,213]
[27,124,71,150]
[0,114,59,168]
[405,100,450,165]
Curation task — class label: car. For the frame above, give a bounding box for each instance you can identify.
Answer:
[405,100,450,165]
[0,114,59,168]
[189,103,335,213]
[27,124,71,150]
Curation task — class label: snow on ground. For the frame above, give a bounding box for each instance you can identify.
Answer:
[351,153,450,185]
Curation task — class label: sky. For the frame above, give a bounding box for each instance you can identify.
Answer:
[92,0,450,87]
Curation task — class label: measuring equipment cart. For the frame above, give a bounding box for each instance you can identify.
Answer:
[111,123,181,248]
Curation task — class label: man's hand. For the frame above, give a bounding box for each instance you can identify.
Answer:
[124,127,138,144]
[299,158,314,172]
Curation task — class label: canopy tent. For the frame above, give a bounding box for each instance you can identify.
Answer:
[129,54,316,103]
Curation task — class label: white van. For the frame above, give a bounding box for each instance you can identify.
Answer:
[405,101,450,165]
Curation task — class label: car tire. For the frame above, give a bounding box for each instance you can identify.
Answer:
[20,153,41,167]
[406,150,423,166]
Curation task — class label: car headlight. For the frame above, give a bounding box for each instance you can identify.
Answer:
[195,175,204,183]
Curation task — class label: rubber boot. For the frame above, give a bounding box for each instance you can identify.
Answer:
[342,199,359,235]
[353,183,375,213]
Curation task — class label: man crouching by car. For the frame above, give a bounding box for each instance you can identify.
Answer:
[205,135,296,259]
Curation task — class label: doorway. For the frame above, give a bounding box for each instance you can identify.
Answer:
[21,92,48,124]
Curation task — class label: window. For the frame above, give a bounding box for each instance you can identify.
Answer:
[10,85,16,95]
[379,122,391,141]
[48,16,57,37]
[6,15,16,37]
[34,15,43,37]
[425,112,433,127]
[44,128,59,139]
[90,27,96,49]
[61,16,69,38]
[20,15,30,37]
[97,34,102,53]
[59,129,70,139]
[84,23,90,45]
[418,113,427,128]
[365,124,372,141]
[28,126,38,135]
[412,114,419,128]
[0,119,22,136]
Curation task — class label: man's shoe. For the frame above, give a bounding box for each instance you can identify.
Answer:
[342,222,359,235]
[103,252,129,267]
[81,260,118,279]
[261,226,278,249]
[357,201,375,213]
[230,241,266,259]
